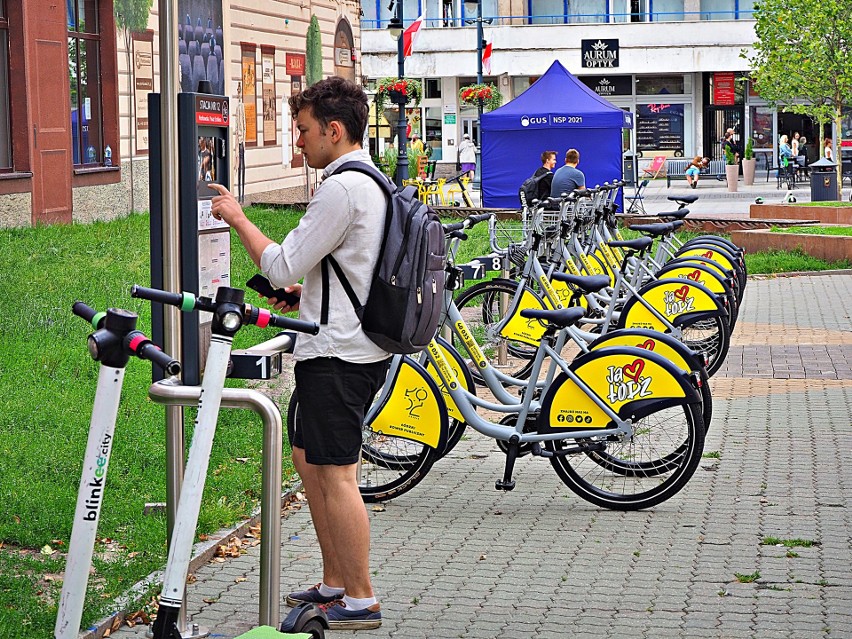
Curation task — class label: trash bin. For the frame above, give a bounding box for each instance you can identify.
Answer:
[623,153,636,186]
[809,156,838,202]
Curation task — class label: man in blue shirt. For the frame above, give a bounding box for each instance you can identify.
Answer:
[550,148,585,198]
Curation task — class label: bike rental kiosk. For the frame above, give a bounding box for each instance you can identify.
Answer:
[150,90,232,384]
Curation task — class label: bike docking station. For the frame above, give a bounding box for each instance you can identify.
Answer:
[144,90,327,639]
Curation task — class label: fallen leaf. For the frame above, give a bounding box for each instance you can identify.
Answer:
[236,457,250,463]
[235,576,247,583]
[371,505,386,512]
[41,545,53,555]
[479,554,487,561]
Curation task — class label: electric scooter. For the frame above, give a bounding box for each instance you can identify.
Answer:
[55,303,182,639]
[129,285,327,639]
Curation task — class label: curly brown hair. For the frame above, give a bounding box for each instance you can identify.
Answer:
[288,76,368,145]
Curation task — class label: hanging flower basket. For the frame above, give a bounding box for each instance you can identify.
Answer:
[375,77,422,113]
[458,83,503,112]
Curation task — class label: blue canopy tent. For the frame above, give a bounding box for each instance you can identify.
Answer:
[481,60,634,208]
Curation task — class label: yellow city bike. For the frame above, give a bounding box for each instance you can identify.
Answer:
[287,220,708,511]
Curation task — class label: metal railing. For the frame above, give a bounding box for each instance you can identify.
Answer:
[360,9,755,29]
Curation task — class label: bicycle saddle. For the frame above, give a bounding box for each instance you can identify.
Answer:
[551,272,610,293]
[627,222,673,238]
[657,208,690,220]
[668,194,698,205]
[519,306,586,329]
[608,236,653,252]
[670,219,685,231]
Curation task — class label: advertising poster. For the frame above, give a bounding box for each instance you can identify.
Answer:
[262,49,276,145]
[241,48,258,145]
[177,0,224,95]
[132,32,154,153]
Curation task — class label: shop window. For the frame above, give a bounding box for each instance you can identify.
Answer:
[68,0,103,166]
[636,103,685,157]
[424,106,442,160]
[701,0,753,19]
[425,78,441,99]
[529,0,607,23]
[0,0,10,170]
[650,0,684,21]
[636,74,687,95]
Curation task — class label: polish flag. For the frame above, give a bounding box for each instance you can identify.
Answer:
[403,13,425,57]
[482,38,493,75]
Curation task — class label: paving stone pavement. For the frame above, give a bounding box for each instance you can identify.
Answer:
[112,274,852,639]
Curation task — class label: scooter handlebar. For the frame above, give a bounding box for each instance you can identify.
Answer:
[72,301,107,330]
[130,284,189,310]
[126,331,182,376]
[268,314,320,335]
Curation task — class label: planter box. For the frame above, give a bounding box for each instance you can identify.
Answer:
[731,228,852,263]
[750,204,852,225]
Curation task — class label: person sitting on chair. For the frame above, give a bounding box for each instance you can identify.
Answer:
[534,150,557,201]
[684,156,709,189]
[550,149,585,198]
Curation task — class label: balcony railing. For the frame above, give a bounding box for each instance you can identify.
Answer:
[360,9,755,29]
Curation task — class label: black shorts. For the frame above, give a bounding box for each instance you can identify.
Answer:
[290,357,391,465]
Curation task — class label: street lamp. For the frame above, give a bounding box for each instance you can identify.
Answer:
[463,0,487,189]
[388,2,408,187]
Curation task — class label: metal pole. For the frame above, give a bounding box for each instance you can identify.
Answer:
[475,0,484,192]
[158,1,187,633]
[148,381,284,628]
[394,1,409,188]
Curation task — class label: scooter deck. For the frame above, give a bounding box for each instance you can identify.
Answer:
[234,626,311,639]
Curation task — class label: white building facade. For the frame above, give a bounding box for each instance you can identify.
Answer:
[360,0,832,177]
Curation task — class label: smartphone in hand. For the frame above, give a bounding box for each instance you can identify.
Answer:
[246,274,301,307]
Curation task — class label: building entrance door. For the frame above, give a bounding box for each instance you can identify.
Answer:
[705,105,743,163]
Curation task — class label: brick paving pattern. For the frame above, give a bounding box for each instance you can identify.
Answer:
[112,275,852,639]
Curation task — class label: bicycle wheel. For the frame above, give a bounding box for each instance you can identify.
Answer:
[287,390,439,504]
[452,279,539,383]
[547,401,705,510]
[679,313,731,377]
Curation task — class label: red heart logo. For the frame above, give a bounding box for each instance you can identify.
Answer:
[687,270,701,281]
[674,285,690,301]
[637,339,656,351]
[623,359,644,382]
[702,250,714,259]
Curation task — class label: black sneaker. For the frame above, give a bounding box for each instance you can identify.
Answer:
[285,583,343,607]
[320,600,382,630]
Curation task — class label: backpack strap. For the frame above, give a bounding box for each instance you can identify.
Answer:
[319,161,394,325]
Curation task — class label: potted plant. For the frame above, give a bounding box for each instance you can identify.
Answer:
[724,146,738,192]
[381,146,398,180]
[458,83,503,112]
[375,77,423,113]
[742,137,756,186]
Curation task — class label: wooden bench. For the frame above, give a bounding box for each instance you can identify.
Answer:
[666,159,725,187]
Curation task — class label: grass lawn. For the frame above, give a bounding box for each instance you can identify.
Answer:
[0,207,303,635]
[795,200,850,207]
[770,225,852,237]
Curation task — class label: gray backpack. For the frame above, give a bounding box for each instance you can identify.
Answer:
[321,162,446,354]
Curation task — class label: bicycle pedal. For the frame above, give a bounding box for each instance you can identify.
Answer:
[495,478,516,491]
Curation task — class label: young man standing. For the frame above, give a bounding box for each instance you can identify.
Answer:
[550,148,586,198]
[210,76,390,630]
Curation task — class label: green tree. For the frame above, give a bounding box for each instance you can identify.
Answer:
[744,0,852,198]
[306,15,323,86]
[114,0,153,213]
